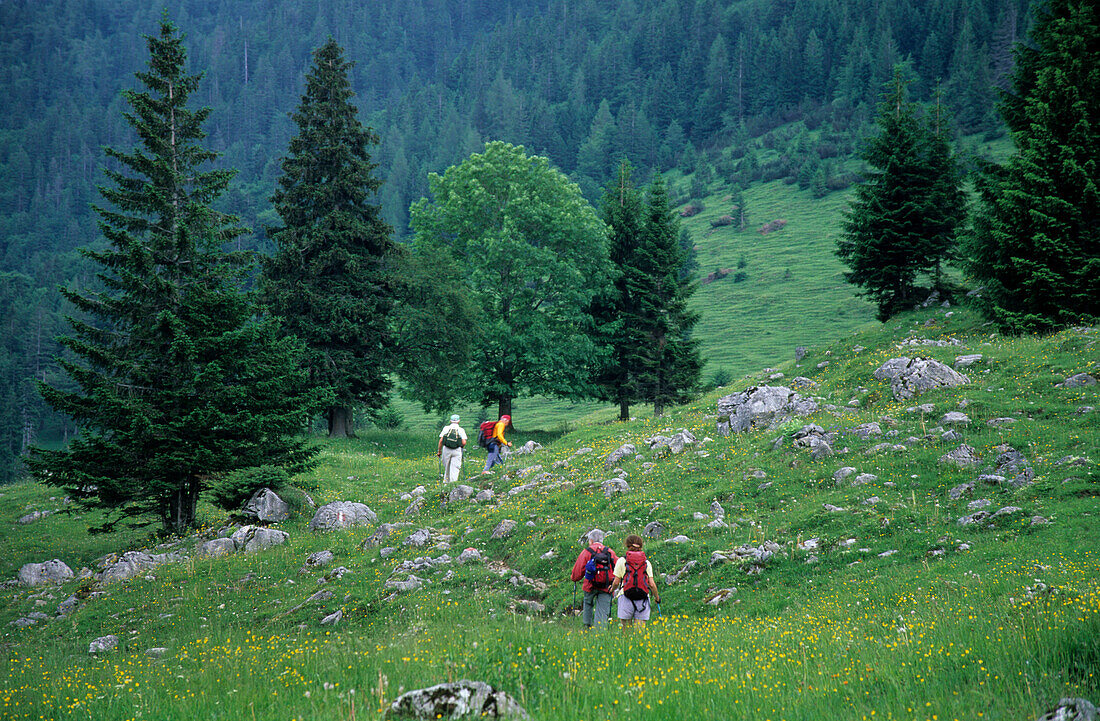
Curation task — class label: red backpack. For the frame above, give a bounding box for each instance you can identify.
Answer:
[622,550,650,601]
[477,420,496,449]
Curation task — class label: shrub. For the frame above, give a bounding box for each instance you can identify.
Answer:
[206,465,290,512]
[369,403,404,429]
[710,367,733,388]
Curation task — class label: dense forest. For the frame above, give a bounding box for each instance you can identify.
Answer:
[0,0,1033,483]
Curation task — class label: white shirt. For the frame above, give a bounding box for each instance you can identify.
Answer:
[439,423,468,441]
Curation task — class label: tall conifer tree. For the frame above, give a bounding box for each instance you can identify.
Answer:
[837,68,965,320]
[261,39,399,438]
[591,161,648,421]
[966,0,1100,333]
[635,174,703,416]
[26,20,319,533]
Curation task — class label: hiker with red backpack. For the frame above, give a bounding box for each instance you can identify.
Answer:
[570,528,618,628]
[478,414,512,474]
[610,534,660,630]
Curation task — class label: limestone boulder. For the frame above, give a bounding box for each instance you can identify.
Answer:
[388,680,530,720]
[242,488,289,523]
[308,501,377,531]
[716,385,819,436]
[873,357,969,400]
[231,525,289,553]
[18,559,74,587]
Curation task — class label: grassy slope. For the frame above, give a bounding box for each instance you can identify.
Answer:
[2,305,1098,720]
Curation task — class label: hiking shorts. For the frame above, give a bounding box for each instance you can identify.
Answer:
[617,594,650,621]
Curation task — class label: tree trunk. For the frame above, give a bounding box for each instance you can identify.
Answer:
[497,397,513,429]
[619,399,630,422]
[654,400,665,418]
[167,478,199,533]
[328,405,354,438]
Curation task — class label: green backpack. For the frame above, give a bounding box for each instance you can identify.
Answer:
[441,426,463,449]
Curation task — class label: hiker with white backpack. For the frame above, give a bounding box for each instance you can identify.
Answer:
[436,414,467,484]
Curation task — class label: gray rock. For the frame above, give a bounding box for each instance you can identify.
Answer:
[17,510,53,524]
[18,559,74,587]
[506,482,539,498]
[362,523,410,549]
[716,385,819,436]
[795,346,807,361]
[513,464,543,478]
[948,482,975,500]
[823,504,846,512]
[474,489,495,503]
[666,535,692,544]
[604,444,636,468]
[1061,373,1097,388]
[384,575,427,593]
[491,520,517,540]
[448,485,476,503]
[1035,697,1098,721]
[705,588,738,606]
[710,500,725,519]
[57,595,80,617]
[302,550,335,569]
[905,403,936,414]
[939,444,981,468]
[978,474,1006,486]
[849,422,883,439]
[600,478,630,497]
[941,429,963,442]
[242,488,289,523]
[231,525,289,553]
[986,417,1017,427]
[958,511,990,526]
[941,411,971,425]
[643,521,664,538]
[833,467,857,483]
[89,635,119,654]
[1031,516,1052,527]
[404,497,425,516]
[389,680,530,720]
[513,441,543,455]
[404,529,432,547]
[308,501,377,531]
[852,473,878,486]
[873,357,970,400]
[662,560,697,585]
[955,354,983,368]
[991,506,1022,519]
[145,647,168,659]
[196,538,237,558]
[967,499,992,510]
[320,609,343,626]
[99,551,183,583]
[791,376,817,389]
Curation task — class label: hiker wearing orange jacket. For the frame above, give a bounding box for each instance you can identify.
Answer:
[481,414,512,474]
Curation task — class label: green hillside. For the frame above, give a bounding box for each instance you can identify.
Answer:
[3,304,1097,720]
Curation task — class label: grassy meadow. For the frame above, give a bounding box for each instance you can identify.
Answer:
[2,305,1098,720]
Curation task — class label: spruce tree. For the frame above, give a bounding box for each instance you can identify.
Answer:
[26,21,319,533]
[635,175,703,416]
[837,68,965,321]
[261,39,398,438]
[591,160,648,421]
[966,0,1100,333]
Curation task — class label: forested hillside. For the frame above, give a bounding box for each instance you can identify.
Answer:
[0,0,1031,482]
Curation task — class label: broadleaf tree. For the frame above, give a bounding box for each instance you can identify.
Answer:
[409,142,610,419]
[26,20,322,533]
[837,67,966,321]
[261,38,398,437]
[965,0,1100,333]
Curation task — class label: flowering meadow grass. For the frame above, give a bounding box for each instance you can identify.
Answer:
[1,306,1097,719]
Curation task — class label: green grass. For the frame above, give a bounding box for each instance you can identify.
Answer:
[2,305,1098,720]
